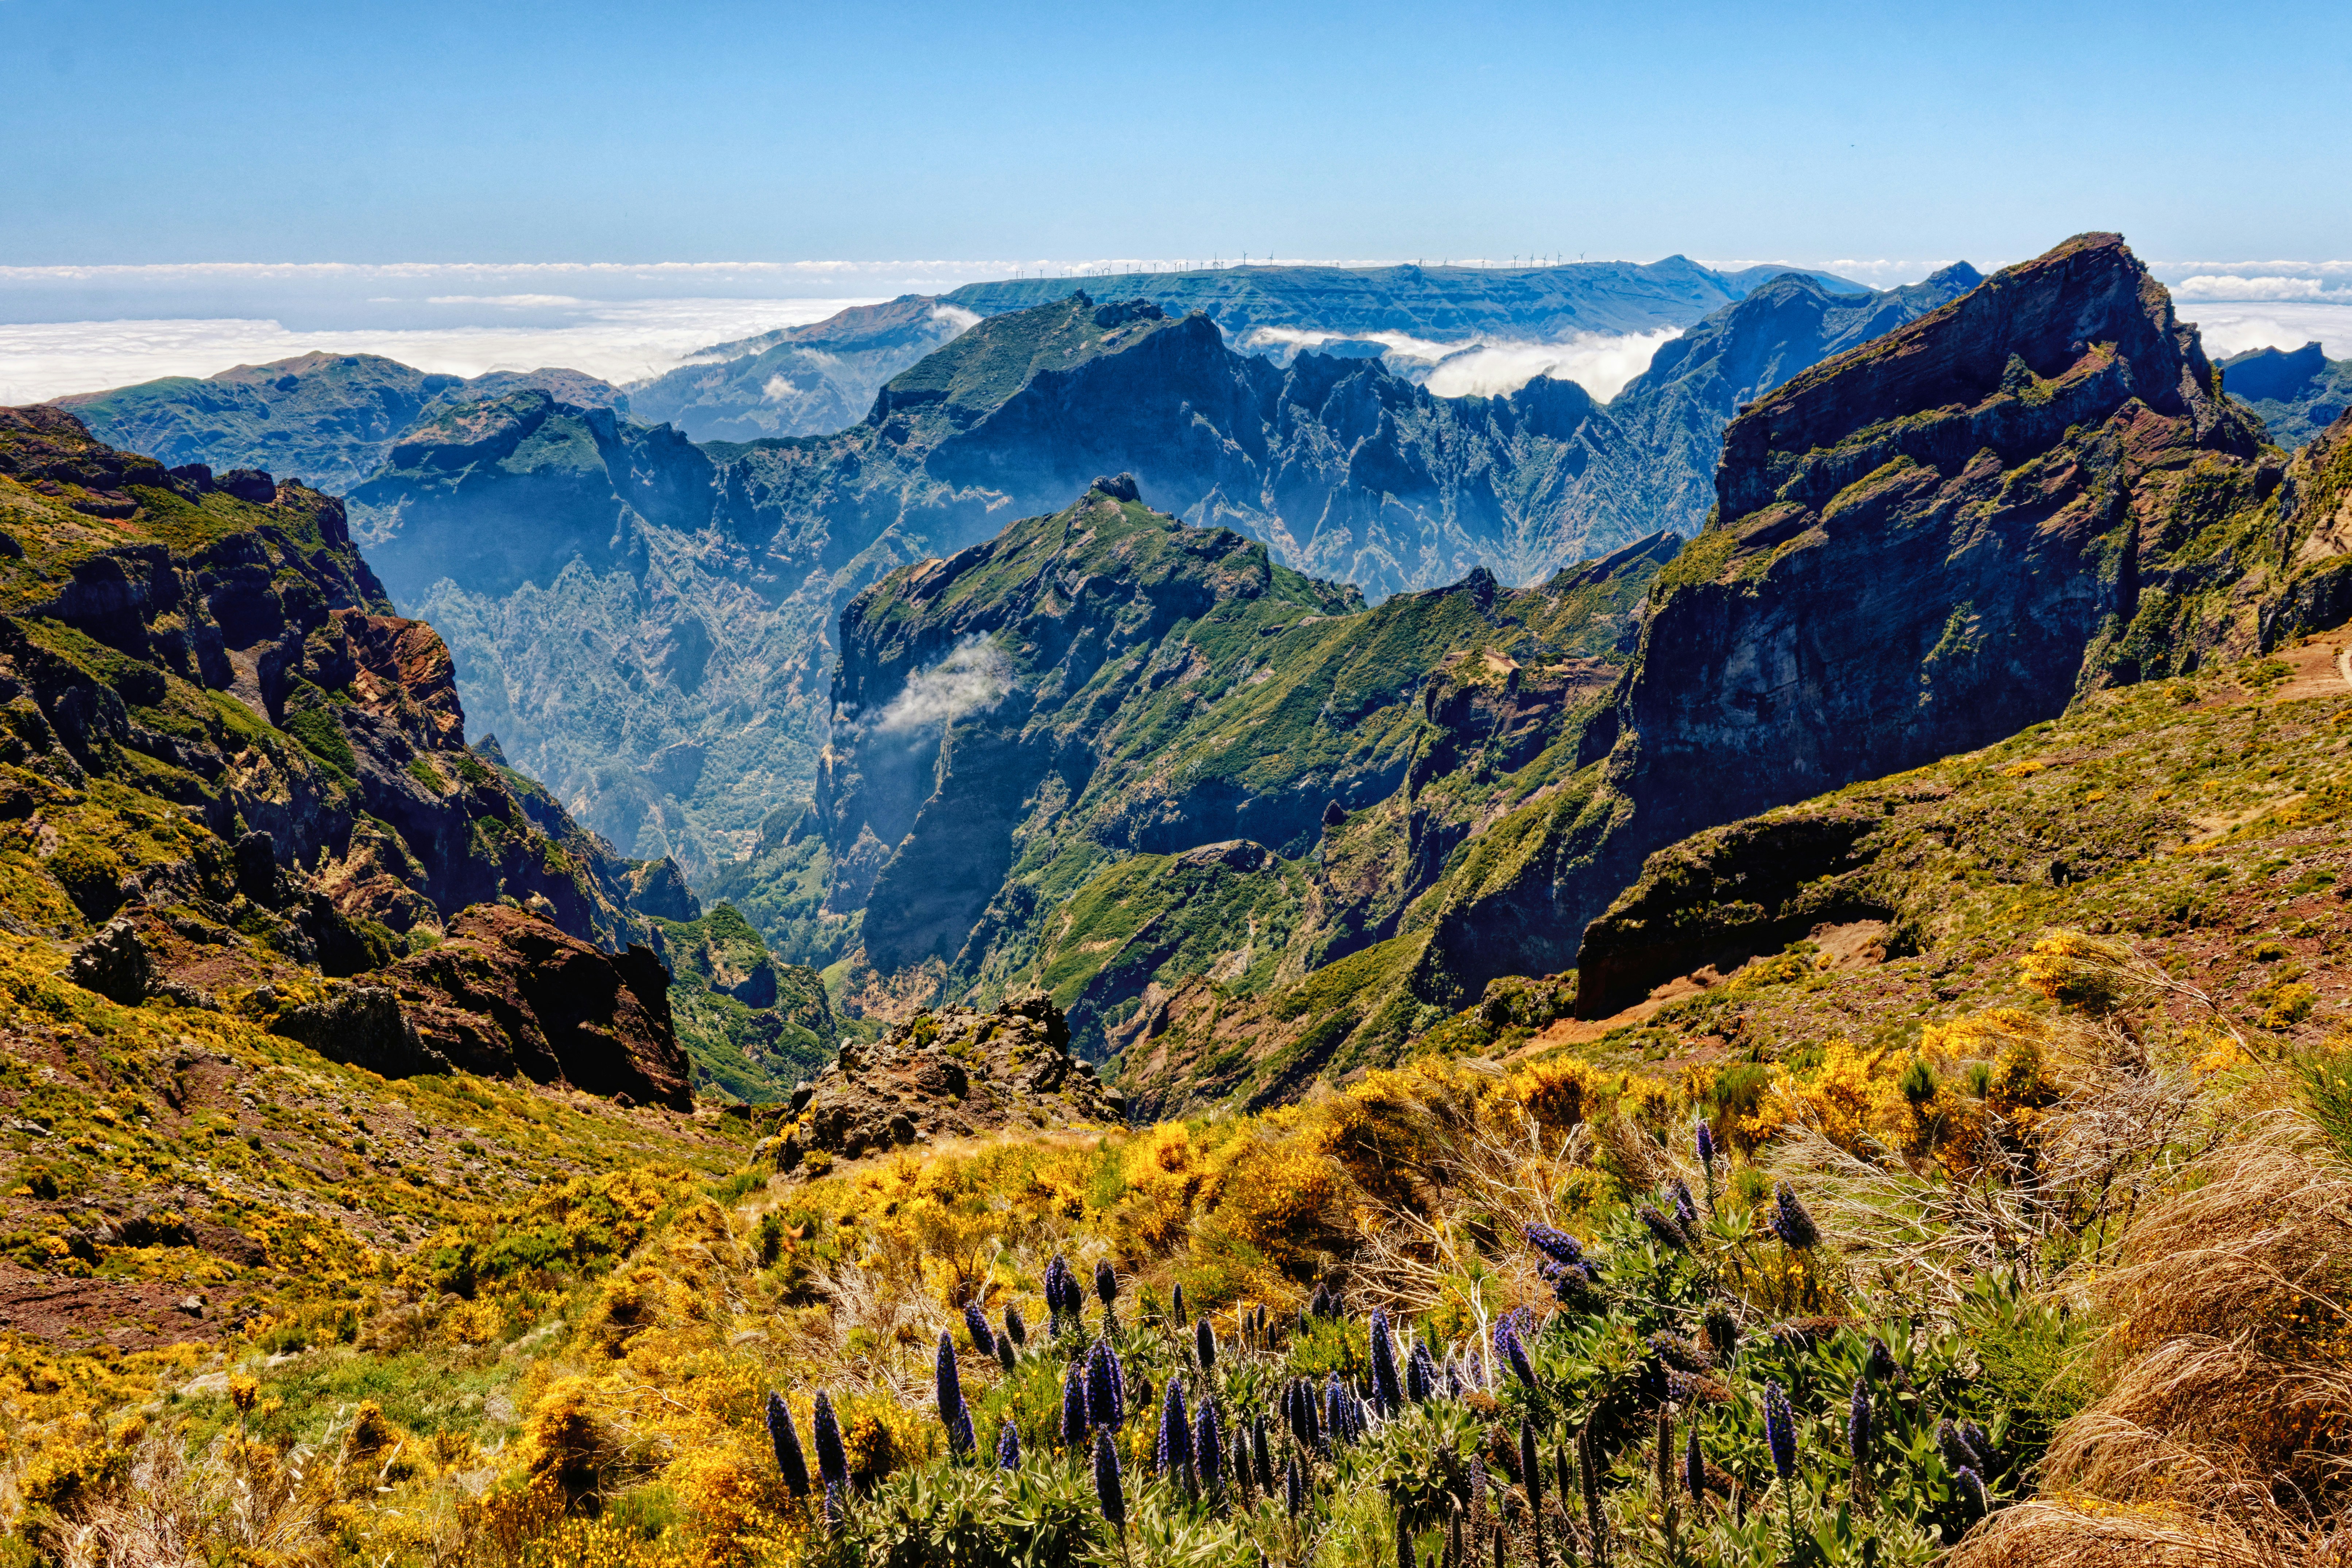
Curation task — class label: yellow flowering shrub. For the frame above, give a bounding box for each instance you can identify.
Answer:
[1503,1054,1602,1133]
[838,1389,934,1488]
[1196,1122,1345,1272]
[1114,1120,1206,1253]
[2018,928,2133,1011]
[524,1376,615,1503]
[1919,1007,2048,1061]
[1776,1037,1908,1153]
[672,1441,796,1568]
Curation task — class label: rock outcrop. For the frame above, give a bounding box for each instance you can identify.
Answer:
[774,991,1121,1168]
[373,904,689,1110]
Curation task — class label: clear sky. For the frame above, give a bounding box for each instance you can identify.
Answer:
[3,0,2346,268]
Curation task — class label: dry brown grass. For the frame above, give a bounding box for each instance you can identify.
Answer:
[1773,1012,2237,1319]
[50,1431,337,1568]
[1946,1105,2352,1567]
[1950,1495,2319,1568]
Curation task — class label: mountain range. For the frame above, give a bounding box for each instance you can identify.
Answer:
[625,257,1876,443]
[768,232,2347,1119]
[53,263,1983,884]
[2221,339,2352,449]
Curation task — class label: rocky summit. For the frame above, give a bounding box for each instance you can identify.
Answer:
[771,990,1121,1169]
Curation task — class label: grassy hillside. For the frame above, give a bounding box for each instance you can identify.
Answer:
[22,638,2352,1564]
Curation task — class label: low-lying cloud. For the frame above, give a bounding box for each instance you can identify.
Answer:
[1423,329,1681,401]
[2191,305,2352,359]
[1243,325,1677,401]
[2173,275,2341,302]
[0,296,879,403]
[874,637,1013,733]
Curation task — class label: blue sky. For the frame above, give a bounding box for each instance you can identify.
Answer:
[3,0,2347,267]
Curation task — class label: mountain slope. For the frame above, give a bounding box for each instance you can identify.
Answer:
[0,402,704,1104]
[722,475,1671,1055]
[625,295,973,442]
[1110,232,2334,1114]
[2222,340,2351,449]
[55,354,626,495]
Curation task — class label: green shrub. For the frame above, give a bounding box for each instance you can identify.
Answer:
[282,707,354,779]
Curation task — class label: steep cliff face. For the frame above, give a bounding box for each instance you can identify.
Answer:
[1602,265,1984,536]
[1628,232,2261,846]
[1426,233,2286,1010]
[349,390,716,606]
[0,405,684,1103]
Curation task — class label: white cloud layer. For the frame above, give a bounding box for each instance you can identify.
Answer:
[2184,304,2352,359]
[1242,325,1676,401]
[0,297,877,403]
[2173,275,2341,302]
[875,637,1013,733]
[1424,329,1681,401]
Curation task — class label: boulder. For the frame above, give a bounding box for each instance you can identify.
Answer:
[65,918,152,1004]
[783,991,1116,1167]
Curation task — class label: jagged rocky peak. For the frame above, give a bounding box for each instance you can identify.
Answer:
[771,990,1122,1169]
[1408,233,2309,1015]
[1715,231,2247,525]
[1629,232,2269,840]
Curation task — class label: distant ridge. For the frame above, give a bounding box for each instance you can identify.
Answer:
[942,257,1872,341]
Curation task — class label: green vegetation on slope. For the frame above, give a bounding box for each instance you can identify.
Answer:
[660,902,841,1102]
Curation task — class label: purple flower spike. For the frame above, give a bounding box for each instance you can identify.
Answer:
[1061,1357,1089,1446]
[764,1391,810,1498]
[1087,1335,1125,1429]
[936,1331,974,1455]
[1094,1429,1126,1530]
[963,1301,997,1358]
[1771,1181,1821,1250]
[1764,1381,1796,1482]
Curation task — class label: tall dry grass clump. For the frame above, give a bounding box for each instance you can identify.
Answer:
[47,1429,338,1568]
[1951,1107,2352,1568]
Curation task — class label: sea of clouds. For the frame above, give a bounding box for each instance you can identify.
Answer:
[4,256,2346,411]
